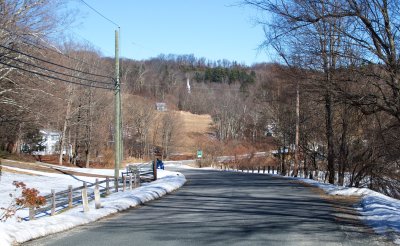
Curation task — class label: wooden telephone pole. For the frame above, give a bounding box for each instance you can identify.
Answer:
[114,28,122,187]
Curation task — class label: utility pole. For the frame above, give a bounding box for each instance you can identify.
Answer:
[114,28,121,187]
[294,81,300,177]
[119,29,124,166]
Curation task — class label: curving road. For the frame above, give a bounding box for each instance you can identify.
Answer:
[24,168,392,246]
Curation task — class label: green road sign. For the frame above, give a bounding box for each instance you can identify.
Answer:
[197,150,203,158]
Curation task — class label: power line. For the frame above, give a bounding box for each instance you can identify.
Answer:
[1,54,113,85]
[0,60,114,90]
[63,27,116,58]
[0,27,112,74]
[80,0,120,27]
[0,44,113,80]
[23,38,108,73]
[66,29,115,57]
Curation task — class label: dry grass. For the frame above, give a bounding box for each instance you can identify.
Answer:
[1,159,112,178]
[123,157,148,164]
[290,180,361,203]
[178,111,213,133]
[1,165,41,175]
[173,111,213,154]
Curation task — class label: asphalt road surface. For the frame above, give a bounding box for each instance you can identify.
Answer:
[24,168,392,246]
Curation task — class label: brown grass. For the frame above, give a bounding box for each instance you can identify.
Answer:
[172,111,213,154]
[1,166,41,175]
[1,159,112,178]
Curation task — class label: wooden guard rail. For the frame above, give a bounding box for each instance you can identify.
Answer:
[28,171,141,220]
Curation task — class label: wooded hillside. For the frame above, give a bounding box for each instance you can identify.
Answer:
[0,0,399,198]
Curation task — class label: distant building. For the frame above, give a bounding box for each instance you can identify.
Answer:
[31,130,61,155]
[155,102,167,112]
[265,122,276,137]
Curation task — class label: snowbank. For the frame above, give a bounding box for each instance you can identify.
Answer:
[287,176,400,244]
[0,169,186,245]
[205,167,400,244]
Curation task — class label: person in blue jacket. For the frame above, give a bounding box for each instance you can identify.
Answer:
[156,158,164,170]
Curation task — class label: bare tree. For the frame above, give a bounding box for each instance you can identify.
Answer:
[244,0,352,183]
[244,0,400,194]
[0,0,72,153]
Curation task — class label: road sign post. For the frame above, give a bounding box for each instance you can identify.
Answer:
[197,150,203,159]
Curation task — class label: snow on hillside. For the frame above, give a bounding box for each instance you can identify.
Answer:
[0,167,186,246]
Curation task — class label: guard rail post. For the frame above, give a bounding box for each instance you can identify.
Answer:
[29,206,35,220]
[122,175,126,191]
[68,185,73,208]
[106,177,110,195]
[51,189,56,216]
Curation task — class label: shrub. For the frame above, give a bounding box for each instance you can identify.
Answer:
[0,181,46,222]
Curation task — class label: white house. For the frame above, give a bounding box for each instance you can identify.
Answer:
[32,130,61,155]
[155,102,167,112]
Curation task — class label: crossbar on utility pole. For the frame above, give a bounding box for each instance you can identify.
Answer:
[114,28,121,188]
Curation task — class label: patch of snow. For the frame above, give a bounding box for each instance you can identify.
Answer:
[0,169,185,246]
[206,166,400,244]
[272,173,400,244]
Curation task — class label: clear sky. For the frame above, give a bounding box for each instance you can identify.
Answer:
[67,0,271,66]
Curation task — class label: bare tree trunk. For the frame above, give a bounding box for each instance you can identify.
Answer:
[325,92,335,184]
[338,106,349,186]
[72,103,82,166]
[280,134,287,176]
[10,123,23,154]
[312,151,317,180]
[85,149,90,168]
[85,88,94,168]
[59,85,74,165]
[293,81,300,177]
[15,123,23,154]
[281,150,286,176]
[303,154,307,179]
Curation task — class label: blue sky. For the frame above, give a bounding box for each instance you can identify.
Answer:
[67,0,271,66]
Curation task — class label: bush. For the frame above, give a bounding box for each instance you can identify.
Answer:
[0,181,46,222]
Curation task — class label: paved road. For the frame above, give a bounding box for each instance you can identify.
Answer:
[24,168,392,246]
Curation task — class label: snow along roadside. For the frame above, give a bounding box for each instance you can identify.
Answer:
[285,175,400,245]
[204,166,400,245]
[0,170,186,246]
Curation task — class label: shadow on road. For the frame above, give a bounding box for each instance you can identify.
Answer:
[25,168,393,246]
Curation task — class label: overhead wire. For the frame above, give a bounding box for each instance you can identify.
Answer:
[0,27,112,77]
[23,38,109,73]
[0,44,113,80]
[65,27,116,58]
[0,60,114,90]
[79,0,120,28]
[1,54,113,85]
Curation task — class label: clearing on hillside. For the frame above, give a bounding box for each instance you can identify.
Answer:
[172,111,213,156]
